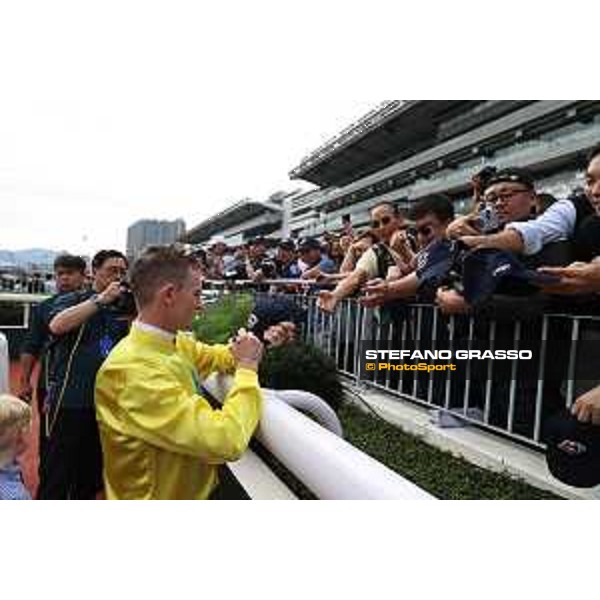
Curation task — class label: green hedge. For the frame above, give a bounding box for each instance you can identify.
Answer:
[339,403,559,499]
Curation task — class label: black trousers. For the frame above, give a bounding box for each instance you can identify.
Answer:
[38,408,103,500]
[36,386,47,468]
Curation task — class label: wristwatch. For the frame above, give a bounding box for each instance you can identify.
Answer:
[90,293,103,309]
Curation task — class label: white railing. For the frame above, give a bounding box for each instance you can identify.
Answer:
[204,373,434,500]
[300,295,600,449]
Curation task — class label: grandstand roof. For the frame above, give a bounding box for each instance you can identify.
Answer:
[289,101,534,187]
[182,199,282,244]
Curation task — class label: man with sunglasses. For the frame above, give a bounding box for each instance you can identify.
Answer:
[361,195,455,308]
[318,201,410,313]
[411,194,455,250]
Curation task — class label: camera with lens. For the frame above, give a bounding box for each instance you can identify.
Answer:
[224,260,246,280]
[256,258,277,280]
[474,203,500,234]
[110,281,137,316]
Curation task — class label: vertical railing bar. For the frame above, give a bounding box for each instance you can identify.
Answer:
[343,300,351,375]
[507,320,521,433]
[334,306,342,369]
[533,316,549,443]
[373,311,381,385]
[353,302,365,383]
[399,317,408,392]
[566,318,580,409]
[23,302,31,329]
[483,320,496,424]
[427,307,438,405]
[444,315,455,410]
[463,317,474,414]
[412,306,423,398]
[385,321,394,389]
[306,296,314,345]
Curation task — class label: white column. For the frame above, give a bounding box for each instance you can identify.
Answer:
[0,333,9,394]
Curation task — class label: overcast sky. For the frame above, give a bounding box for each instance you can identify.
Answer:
[0,3,380,255]
[1,2,592,257]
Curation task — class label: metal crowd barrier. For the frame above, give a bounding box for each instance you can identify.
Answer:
[0,277,49,294]
[300,297,600,449]
[229,281,600,451]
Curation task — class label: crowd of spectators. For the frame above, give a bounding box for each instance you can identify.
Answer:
[197,144,600,321]
[192,145,600,479]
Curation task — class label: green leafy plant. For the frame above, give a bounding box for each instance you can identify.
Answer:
[192,293,253,344]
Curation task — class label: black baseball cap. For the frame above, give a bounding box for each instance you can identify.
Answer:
[247,295,306,341]
[249,236,267,246]
[461,248,560,305]
[278,239,296,252]
[298,237,322,252]
[545,410,600,488]
[484,167,535,192]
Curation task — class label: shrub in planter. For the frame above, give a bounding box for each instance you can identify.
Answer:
[259,341,343,412]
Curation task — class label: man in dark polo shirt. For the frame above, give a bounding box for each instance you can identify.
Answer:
[38,250,132,499]
[19,254,87,470]
[19,254,87,406]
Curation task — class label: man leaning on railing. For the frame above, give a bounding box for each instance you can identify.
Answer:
[360,195,454,309]
[318,201,414,313]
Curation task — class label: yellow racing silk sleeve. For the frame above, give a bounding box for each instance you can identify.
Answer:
[108,357,262,464]
[176,332,236,379]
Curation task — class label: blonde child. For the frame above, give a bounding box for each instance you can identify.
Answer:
[0,394,32,500]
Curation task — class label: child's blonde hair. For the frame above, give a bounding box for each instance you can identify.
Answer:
[0,394,31,448]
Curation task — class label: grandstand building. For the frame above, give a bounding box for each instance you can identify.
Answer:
[182,190,302,245]
[185,100,600,242]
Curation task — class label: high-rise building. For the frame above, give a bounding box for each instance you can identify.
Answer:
[126,219,186,261]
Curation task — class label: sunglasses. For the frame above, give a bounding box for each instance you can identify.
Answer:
[484,187,531,204]
[417,225,433,237]
[371,216,393,228]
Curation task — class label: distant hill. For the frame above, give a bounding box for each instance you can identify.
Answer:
[0,248,61,269]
